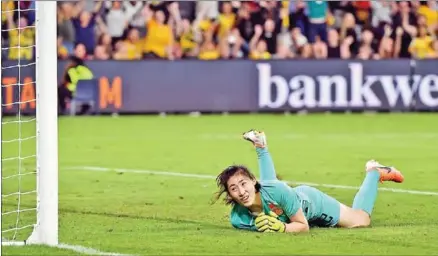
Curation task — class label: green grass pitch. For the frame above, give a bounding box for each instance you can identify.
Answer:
[2,113,438,255]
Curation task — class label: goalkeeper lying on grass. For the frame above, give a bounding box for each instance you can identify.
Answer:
[215,130,404,233]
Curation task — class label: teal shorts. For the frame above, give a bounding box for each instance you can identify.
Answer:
[295,185,341,227]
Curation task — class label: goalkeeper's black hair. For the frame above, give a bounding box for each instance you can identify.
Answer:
[212,165,261,206]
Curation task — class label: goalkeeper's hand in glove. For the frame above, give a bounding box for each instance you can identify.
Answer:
[255,211,286,233]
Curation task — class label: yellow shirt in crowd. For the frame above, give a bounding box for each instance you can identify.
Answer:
[417,6,438,27]
[143,19,173,58]
[179,30,197,52]
[409,36,434,59]
[1,1,14,23]
[250,51,271,60]
[217,13,235,38]
[125,40,143,60]
[8,28,35,60]
[198,49,220,60]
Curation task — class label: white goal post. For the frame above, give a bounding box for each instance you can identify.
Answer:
[1,1,58,248]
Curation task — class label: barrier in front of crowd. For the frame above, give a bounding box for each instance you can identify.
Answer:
[2,59,437,114]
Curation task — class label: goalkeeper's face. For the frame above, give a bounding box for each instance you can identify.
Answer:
[227,173,258,207]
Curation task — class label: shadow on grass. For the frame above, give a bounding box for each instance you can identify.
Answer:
[3,202,231,232]
[62,207,232,231]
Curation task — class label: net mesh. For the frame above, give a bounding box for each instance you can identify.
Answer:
[1,1,37,242]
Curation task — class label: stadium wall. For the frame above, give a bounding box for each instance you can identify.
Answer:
[2,59,437,114]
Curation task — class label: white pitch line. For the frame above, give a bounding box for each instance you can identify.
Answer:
[56,243,134,256]
[69,166,438,196]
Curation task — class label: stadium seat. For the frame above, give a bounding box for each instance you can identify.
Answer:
[69,79,99,116]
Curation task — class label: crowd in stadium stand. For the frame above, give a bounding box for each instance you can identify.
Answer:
[1,0,35,60]
[1,1,437,60]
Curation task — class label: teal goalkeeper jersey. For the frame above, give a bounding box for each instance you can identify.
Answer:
[229,147,340,230]
[230,180,318,231]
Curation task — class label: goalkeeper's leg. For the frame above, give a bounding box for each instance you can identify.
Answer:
[337,160,404,228]
[242,130,278,181]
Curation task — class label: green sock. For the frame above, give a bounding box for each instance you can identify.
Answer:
[352,170,380,215]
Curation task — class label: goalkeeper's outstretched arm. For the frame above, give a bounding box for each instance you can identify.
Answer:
[285,208,310,233]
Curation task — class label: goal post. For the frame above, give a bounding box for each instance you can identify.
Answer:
[29,0,59,246]
[1,1,58,247]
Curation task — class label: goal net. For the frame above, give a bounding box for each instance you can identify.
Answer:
[1,1,58,248]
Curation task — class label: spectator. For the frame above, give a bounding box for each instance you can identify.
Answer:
[74,43,88,60]
[143,9,174,59]
[103,1,143,45]
[249,25,271,59]
[217,2,236,40]
[378,25,402,59]
[123,1,145,33]
[112,41,129,60]
[227,28,244,59]
[219,29,243,59]
[96,33,113,58]
[274,43,294,59]
[104,1,129,43]
[261,18,280,54]
[179,19,199,58]
[1,1,14,24]
[370,0,392,28]
[1,1,14,48]
[417,0,437,28]
[288,26,311,58]
[57,2,76,55]
[288,0,308,35]
[196,1,219,23]
[94,45,110,60]
[409,25,435,59]
[326,28,341,58]
[234,5,254,44]
[392,1,418,58]
[339,12,359,55]
[198,31,220,60]
[5,11,34,60]
[71,0,103,56]
[124,28,143,60]
[307,0,329,43]
[360,29,378,54]
[352,1,372,26]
